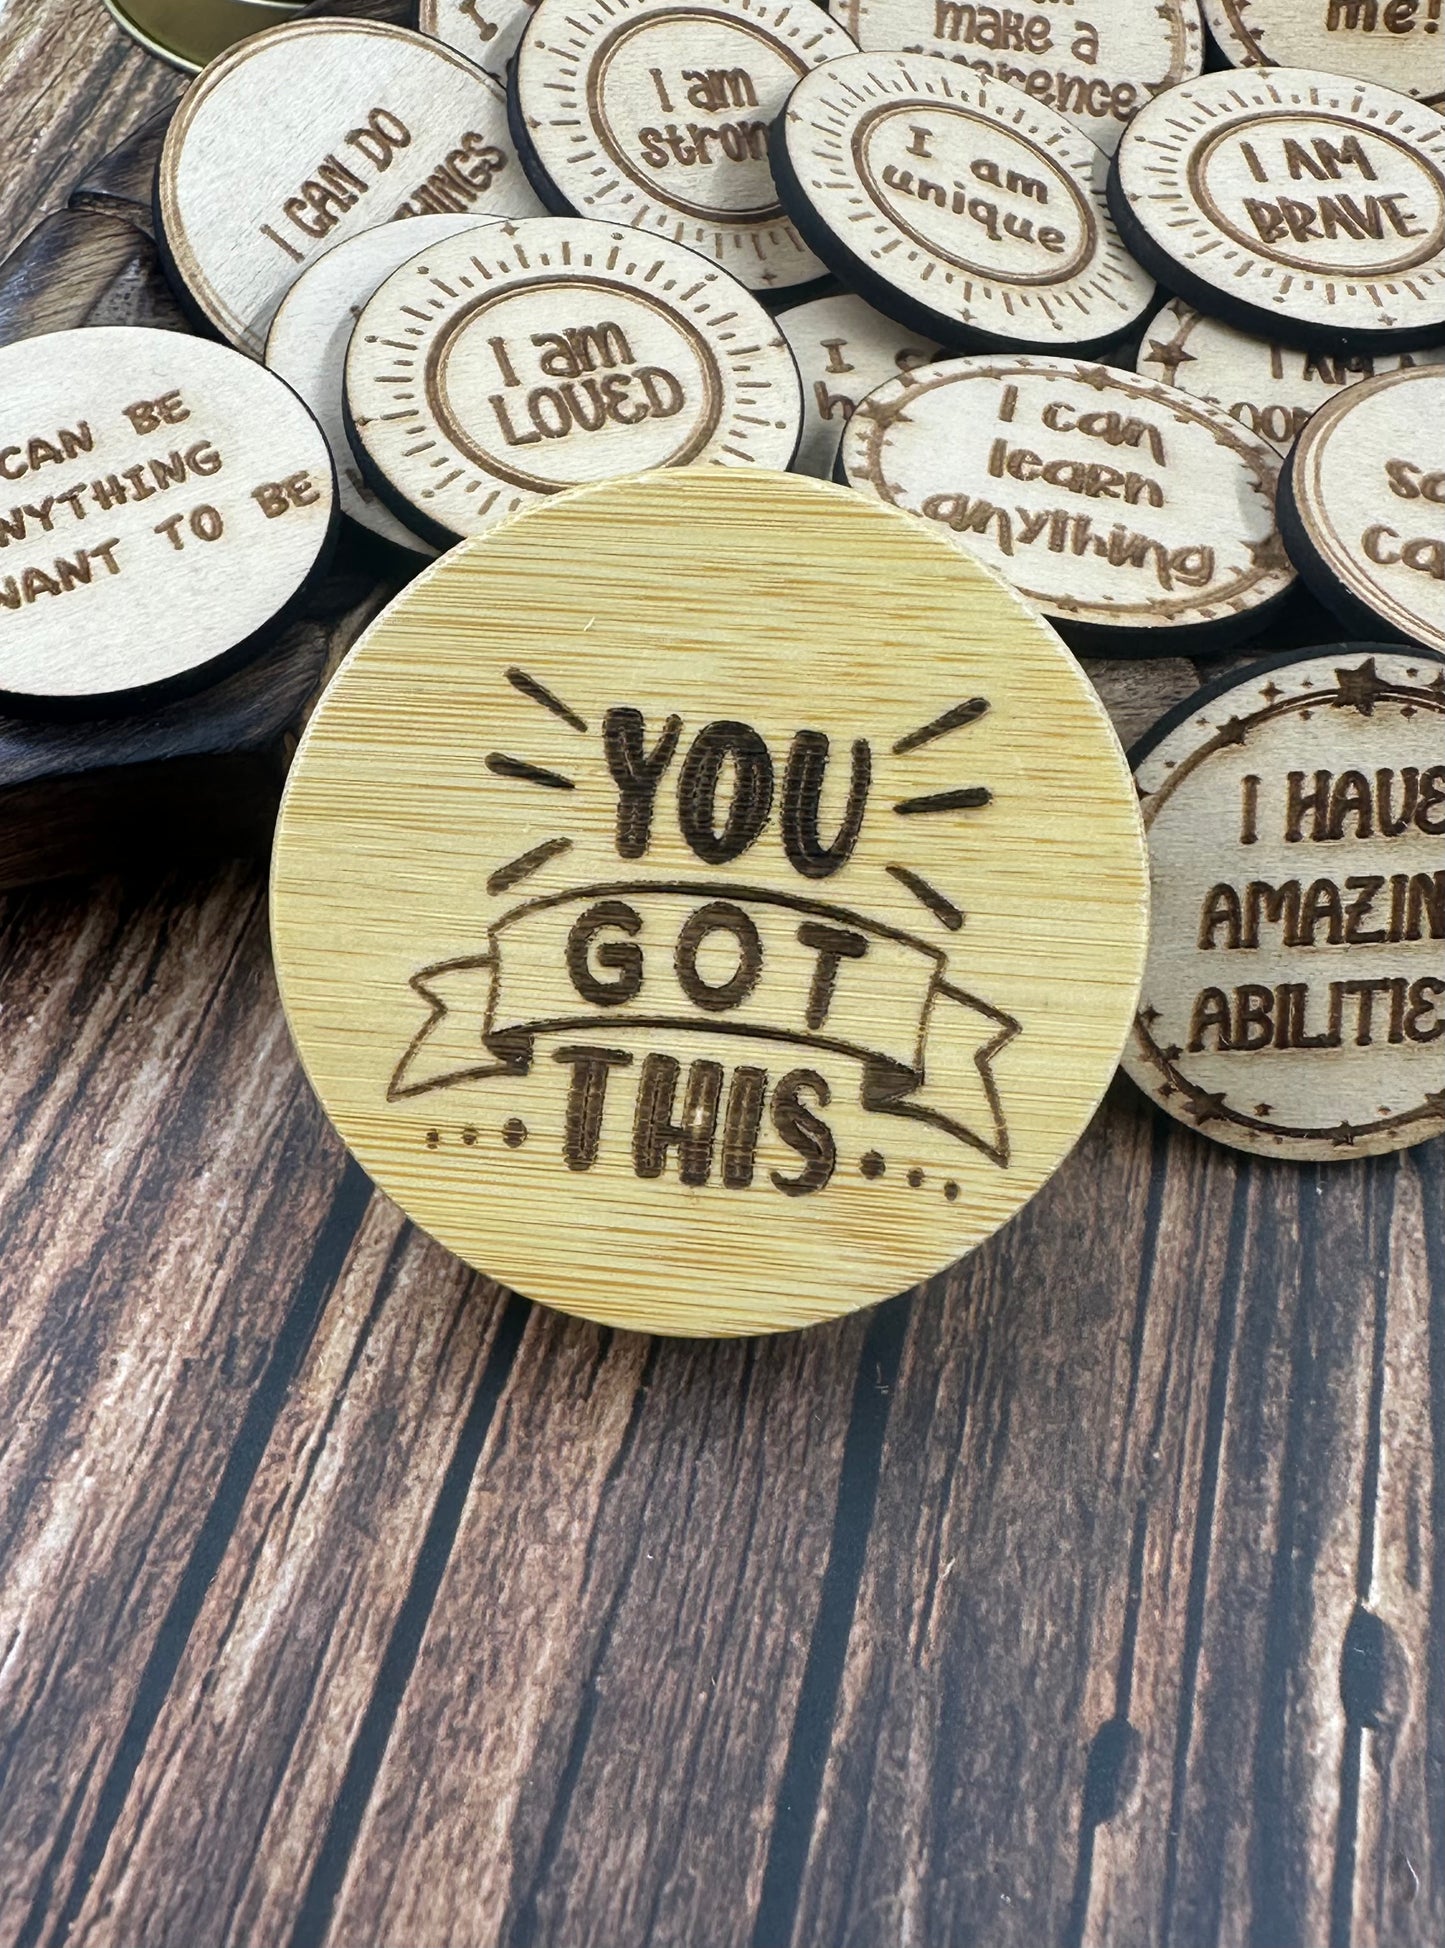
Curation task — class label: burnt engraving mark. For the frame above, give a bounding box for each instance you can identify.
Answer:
[486,753,577,790]
[886,865,965,931]
[487,836,573,896]
[892,696,990,754]
[506,665,589,732]
[894,785,994,816]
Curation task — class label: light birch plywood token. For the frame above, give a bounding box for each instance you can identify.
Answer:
[1136,294,1445,450]
[508,0,857,295]
[1121,644,1445,1159]
[419,0,538,87]
[0,326,336,715]
[776,291,939,478]
[1202,0,1445,106]
[772,53,1156,352]
[1109,68,1445,353]
[344,217,803,546]
[103,0,303,73]
[1279,363,1445,649]
[270,467,1149,1336]
[828,0,1204,156]
[838,353,1295,649]
[155,18,544,358]
[266,214,511,559]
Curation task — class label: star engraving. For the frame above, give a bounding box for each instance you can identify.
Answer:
[1245,532,1291,574]
[1333,657,1391,715]
[1186,1087,1230,1126]
[1145,333,1196,376]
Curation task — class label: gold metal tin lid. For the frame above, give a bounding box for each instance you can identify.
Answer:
[103,0,305,73]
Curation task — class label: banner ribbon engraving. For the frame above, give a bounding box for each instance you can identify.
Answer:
[389,882,1020,1165]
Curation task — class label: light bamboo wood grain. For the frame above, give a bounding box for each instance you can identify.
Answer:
[273,468,1148,1332]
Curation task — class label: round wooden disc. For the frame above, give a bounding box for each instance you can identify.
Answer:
[0,326,336,714]
[418,0,537,87]
[1279,363,1445,650]
[1121,644,1445,1160]
[344,217,803,546]
[1136,295,1445,452]
[509,0,856,294]
[772,53,1156,352]
[155,18,543,357]
[776,291,939,479]
[838,353,1295,648]
[1109,69,1445,352]
[266,214,512,558]
[270,468,1148,1336]
[827,0,1204,156]
[1202,0,1445,107]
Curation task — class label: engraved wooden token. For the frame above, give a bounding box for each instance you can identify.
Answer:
[1121,645,1445,1160]
[772,53,1156,352]
[838,353,1295,648]
[1202,0,1445,107]
[1136,294,1445,451]
[419,0,537,87]
[0,326,336,714]
[828,0,1204,155]
[270,469,1148,1336]
[1279,363,1445,650]
[1109,68,1445,352]
[344,217,803,546]
[509,0,856,294]
[776,291,938,479]
[266,214,510,559]
[155,18,543,357]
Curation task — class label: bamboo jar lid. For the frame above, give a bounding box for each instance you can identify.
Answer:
[271,469,1148,1336]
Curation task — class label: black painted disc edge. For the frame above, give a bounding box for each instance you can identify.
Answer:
[827,370,1299,656]
[1123,636,1445,770]
[506,25,580,218]
[770,107,1147,359]
[1106,142,1445,358]
[1276,443,1434,650]
[343,382,464,550]
[507,25,833,306]
[0,353,341,721]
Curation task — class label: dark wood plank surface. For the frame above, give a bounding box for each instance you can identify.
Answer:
[0,7,1440,1947]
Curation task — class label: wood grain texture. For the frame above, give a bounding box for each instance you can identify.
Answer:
[0,8,1440,1946]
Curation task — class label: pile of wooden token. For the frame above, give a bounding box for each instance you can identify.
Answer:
[2,0,1442,1206]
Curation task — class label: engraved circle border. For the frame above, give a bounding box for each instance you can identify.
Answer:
[850,98,1097,286]
[1131,659,1445,1147]
[424,271,726,492]
[1187,110,1445,280]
